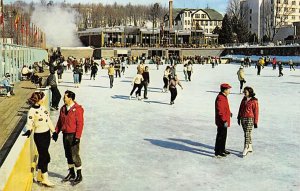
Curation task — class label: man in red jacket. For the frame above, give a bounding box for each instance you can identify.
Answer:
[215,83,232,157]
[52,90,84,185]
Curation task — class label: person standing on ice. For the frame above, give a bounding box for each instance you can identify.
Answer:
[214,83,232,158]
[237,87,259,157]
[237,66,246,94]
[186,62,193,81]
[272,57,277,70]
[169,75,183,105]
[108,63,115,88]
[162,66,171,92]
[52,90,84,185]
[142,66,150,99]
[22,92,55,187]
[129,71,144,100]
[278,61,284,77]
[289,59,295,71]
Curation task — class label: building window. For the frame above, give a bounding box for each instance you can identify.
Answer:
[250,16,252,21]
[250,9,252,14]
[292,1,296,5]
[195,14,200,18]
[277,0,281,3]
[284,0,288,4]
[292,16,295,19]
[188,12,191,17]
[185,20,187,25]
[185,12,187,17]
[292,8,295,12]
[250,24,252,28]
[205,29,208,33]
[201,21,204,25]
[201,14,206,18]
[284,7,288,12]
[188,20,190,25]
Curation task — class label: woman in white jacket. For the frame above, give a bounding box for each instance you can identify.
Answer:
[23,92,55,187]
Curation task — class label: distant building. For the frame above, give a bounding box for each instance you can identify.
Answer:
[241,0,300,41]
[164,8,223,45]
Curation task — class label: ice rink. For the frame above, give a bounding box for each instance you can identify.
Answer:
[33,63,300,191]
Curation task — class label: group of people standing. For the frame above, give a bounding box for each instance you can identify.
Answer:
[23,90,84,187]
[214,83,259,158]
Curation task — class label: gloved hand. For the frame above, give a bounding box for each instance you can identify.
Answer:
[230,113,233,118]
[52,132,58,142]
[73,138,80,146]
[237,116,241,126]
[224,122,228,128]
[22,130,32,138]
[254,124,258,129]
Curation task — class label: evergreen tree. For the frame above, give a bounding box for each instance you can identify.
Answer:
[219,14,234,44]
[231,15,249,43]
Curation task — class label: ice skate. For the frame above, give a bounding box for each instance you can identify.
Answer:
[62,167,76,182]
[242,144,249,157]
[72,170,82,186]
[36,169,43,182]
[248,144,253,152]
[41,172,54,187]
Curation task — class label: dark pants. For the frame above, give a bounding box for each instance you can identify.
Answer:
[163,77,169,89]
[187,71,192,81]
[257,66,261,75]
[63,133,82,168]
[279,69,283,76]
[50,86,61,108]
[130,83,142,96]
[115,70,121,78]
[169,87,177,102]
[34,130,51,173]
[109,75,114,88]
[79,73,83,83]
[143,81,148,98]
[121,67,125,74]
[239,80,245,90]
[90,72,97,79]
[215,126,227,154]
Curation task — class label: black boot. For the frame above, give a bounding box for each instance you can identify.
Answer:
[62,167,75,182]
[72,170,82,186]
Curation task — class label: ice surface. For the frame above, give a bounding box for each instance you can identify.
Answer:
[32,63,300,191]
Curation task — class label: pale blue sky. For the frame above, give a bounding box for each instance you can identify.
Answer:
[6,0,229,14]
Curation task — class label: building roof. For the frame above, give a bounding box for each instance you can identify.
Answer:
[201,9,223,20]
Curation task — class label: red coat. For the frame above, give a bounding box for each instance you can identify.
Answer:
[215,93,231,127]
[238,97,259,125]
[55,102,84,139]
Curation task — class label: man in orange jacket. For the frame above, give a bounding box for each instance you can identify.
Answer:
[52,90,84,185]
[214,83,232,158]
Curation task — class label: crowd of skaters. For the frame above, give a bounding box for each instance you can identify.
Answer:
[22,48,300,188]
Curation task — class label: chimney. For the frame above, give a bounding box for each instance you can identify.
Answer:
[169,0,173,29]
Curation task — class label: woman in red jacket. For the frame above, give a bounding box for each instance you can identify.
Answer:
[237,86,259,157]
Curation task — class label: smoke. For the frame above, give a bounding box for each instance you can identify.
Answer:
[31,4,82,47]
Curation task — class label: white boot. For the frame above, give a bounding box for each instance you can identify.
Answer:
[36,169,43,182]
[242,144,249,157]
[41,172,55,187]
[248,144,253,152]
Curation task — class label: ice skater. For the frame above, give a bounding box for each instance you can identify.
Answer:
[52,90,84,185]
[237,66,246,94]
[278,61,283,77]
[237,87,259,157]
[129,71,144,100]
[108,63,115,88]
[169,75,183,105]
[187,62,193,81]
[214,83,232,158]
[162,66,170,92]
[289,60,295,71]
[142,66,150,99]
[23,92,55,187]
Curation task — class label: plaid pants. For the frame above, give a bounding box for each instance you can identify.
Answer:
[241,117,254,145]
